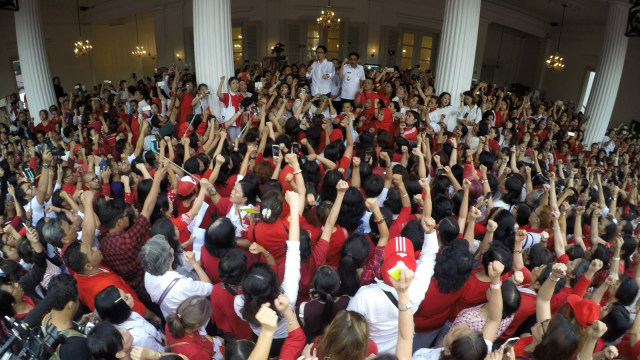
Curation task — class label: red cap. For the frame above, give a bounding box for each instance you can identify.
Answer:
[381,237,416,286]
[176,175,199,197]
[329,129,342,143]
[567,294,599,327]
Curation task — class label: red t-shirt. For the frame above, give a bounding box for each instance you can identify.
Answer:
[499,290,537,341]
[220,92,244,112]
[451,268,491,321]
[165,324,218,360]
[179,93,195,125]
[74,266,146,317]
[324,227,347,268]
[274,238,330,305]
[414,280,465,332]
[376,107,394,133]
[200,248,222,284]
[389,206,417,240]
[246,219,291,264]
[210,284,253,340]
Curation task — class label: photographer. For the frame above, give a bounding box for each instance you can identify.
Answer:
[40,273,91,359]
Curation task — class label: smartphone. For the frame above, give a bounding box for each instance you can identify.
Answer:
[255,82,263,89]
[567,131,576,137]
[74,85,80,90]
[99,160,108,171]
[104,80,111,84]
[386,67,394,73]
[151,139,158,152]
[292,143,300,155]
[141,105,151,112]
[364,150,372,163]
[37,144,45,153]
[272,144,280,158]
[157,81,165,87]
[558,100,564,106]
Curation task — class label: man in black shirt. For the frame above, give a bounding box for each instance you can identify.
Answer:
[41,274,91,359]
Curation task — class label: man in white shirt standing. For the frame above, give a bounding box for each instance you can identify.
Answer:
[306,45,334,96]
[338,52,366,110]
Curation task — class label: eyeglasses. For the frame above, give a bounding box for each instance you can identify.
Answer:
[86,176,100,182]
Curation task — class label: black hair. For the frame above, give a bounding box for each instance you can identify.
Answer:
[309,266,342,337]
[437,216,460,246]
[338,233,371,296]
[565,245,584,261]
[514,203,531,226]
[433,238,474,293]
[336,187,365,232]
[62,241,88,274]
[502,175,524,205]
[383,187,402,214]
[348,52,360,59]
[501,280,521,318]
[538,265,566,293]
[95,285,132,325]
[184,157,201,176]
[400,220,425,251]
[320,170,343,202]
[591,244,610,270]
[481,243,512,275]
[86,321,123,360]
[219,249,247,286]
[204,217,237,258]
[601,302,632,343]
[96,198,128,229]
[46,273,79,311]
[615,275,639,306]
[149,217,184,270]
[367,207,393,246]
[259,190,284,224]
[526,244,554,270]
[431,194,453,223]
[241,262,282,327]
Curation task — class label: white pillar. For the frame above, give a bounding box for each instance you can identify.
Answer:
[14,0,57,125]
[193,0,234,119]
[434,0,481,99]
[583,0,629,146]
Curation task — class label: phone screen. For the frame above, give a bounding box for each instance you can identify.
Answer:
[292,143,300,155]
[272,145,280,158]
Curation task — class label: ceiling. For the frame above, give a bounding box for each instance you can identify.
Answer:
[488,0,610,25]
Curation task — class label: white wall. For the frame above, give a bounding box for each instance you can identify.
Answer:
[610,36,640,127]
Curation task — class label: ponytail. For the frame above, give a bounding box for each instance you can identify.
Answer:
[167,312,185,338]
[338,253,360,296]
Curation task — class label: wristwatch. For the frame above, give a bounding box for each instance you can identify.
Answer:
[398,302,412,311]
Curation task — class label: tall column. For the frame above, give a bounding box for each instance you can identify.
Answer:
[583,0,629,146]
[434,0,481,99]
[193,0,234,119]
[14,0,56,125]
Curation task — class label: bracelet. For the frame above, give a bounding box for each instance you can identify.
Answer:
[264,251,271,257]
[551,227,560,231]
[481,179,488,184]
[42,164,50,169]
[612,256,620,261]
[374,217,385,224]
[549,275,560,282]
[490,281,502,289]
[402,193,409,198]
[513,250,522,254]
[293,170,302,175]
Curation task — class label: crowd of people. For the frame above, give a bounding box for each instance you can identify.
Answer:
[1,43,639,360]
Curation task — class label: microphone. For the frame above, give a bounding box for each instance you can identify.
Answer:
[13,289,58,338]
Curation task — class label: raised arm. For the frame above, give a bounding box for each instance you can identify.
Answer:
[140,163,167,219]
[483,261,505,341]
[537,263,566,322]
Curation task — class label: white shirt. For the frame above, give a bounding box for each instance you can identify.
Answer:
[429,106,459,131]
[306,59,335,96]
[412,339,493,360]
[116,312,164,352]
[28,196,55,227]
[347,231,439,355]
[459,104,483,131]
[144,270,213,318]
[601,136,615,156]
[341,64,366,100]
[330,72,342,101]
[234,241,300,339]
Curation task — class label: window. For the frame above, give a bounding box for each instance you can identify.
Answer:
[307,25,320,61]
[419,36,432,71]
[578,70,596,113]
[12,60,26,102]
[401,33,414,70]
[327,26,340,59]
[398,31,434,70]
[232,27,243,69]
